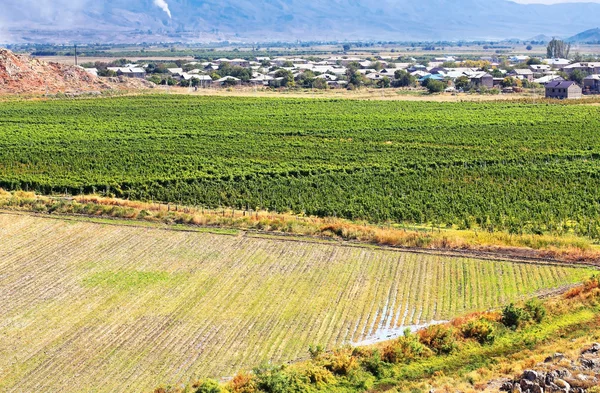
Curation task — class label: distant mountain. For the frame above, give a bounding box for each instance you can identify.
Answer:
[567,28,600,43]
[2,0,600,43]
[528,34,553,43]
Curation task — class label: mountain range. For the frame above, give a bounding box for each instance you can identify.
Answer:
[1,0,600,43]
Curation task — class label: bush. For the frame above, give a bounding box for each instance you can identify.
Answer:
[253,363,305,393]
[382,329,432,363]
[418,324,458,355]
[357,349,384,377]
[193,379,222,393]
[302,363,334,386]
[228,373,257,393]
[524,298,546,324]
[501,303,530,330]
[322,347,357,376]
[460,319,496,344]
[424,79,446,94]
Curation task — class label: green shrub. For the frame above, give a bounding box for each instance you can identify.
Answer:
[360,350,385,377]
[460,319,496,344]
[322,347,357,376]
[524,298,546,323]
[418,325,458,355]
[501,303,530,330]
[382,330,433,363]
[193,379,222,393]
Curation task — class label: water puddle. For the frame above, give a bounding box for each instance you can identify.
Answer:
[352,320,448,346]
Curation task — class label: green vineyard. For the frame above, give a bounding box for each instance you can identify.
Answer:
[1,96,600,235]
[0,213,591,393]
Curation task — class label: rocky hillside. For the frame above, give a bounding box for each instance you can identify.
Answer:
[495,344,600,393]
[0,48,152,94]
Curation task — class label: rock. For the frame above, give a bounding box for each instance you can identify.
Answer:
[545,353,565,363]
[523,370,539,381]
[554,378,570,391]
[513,384,524,393]
[501,382,515,391]
[582,343,600,355]
[532,384,544,393]
[555,369,572,379]
[521,379,535,391]
[580,357,599,370]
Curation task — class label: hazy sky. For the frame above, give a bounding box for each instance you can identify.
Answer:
[512,0,600,3]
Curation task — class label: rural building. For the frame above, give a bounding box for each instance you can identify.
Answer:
[583,75,600,94]
[510,69,534,82]
[469,72,493,89]
[562,62,600,75]
[107,67,146,78]
[545,81,582,99]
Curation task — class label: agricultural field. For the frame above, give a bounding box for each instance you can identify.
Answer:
[0,213,592,393]
[1,96,600,237]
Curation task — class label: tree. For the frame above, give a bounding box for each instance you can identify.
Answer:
[454,76,471,90]
[423,79,446,93]
[526,45,533,51]
[377,77,390,88]
[547,38,571,59]
[393,70,416,87]
[343,44,351,52]
[526,57,542,65]
[569,69,588,84]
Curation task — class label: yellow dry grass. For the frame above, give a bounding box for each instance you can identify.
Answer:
[0,213,592,393]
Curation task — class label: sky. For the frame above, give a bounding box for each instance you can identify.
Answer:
[512,0,600,3]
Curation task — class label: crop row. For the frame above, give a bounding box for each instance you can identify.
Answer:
[0,214,591,393]
[1,96,599,234]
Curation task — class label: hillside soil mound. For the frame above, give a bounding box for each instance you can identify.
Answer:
[0,49,152,94]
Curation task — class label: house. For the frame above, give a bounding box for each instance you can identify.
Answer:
[249,74,274,85]
[545,81,582,99]
[529,64,551,76]
[562,62,600,75]
[214,76,240,86]
[107,67,146,78]
[534,75,563,85]
[510,69,534,82]
[469,72,493,89]
[230,58,250,67]
[544,58,571,68]
[583,75,600,94]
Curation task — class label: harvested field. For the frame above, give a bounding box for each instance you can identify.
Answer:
[0,213,592,393]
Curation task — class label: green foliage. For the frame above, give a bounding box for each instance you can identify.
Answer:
[501,303,530,330]
[392,70,416,87]
[547,38,571,59]
[460,319,496,344]
[194,379,222,393]
[3,96,600,236]
[382,330,433,364]
[418,325,458,355]
[524,298,546,323]
[423,78,446,93]
[253,363,302,393]
[360,350,385,377]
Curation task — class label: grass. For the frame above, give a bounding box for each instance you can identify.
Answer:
[2,190,600,264]
[0,213,594,393]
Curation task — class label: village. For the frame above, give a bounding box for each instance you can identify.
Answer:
[82,52,600,99]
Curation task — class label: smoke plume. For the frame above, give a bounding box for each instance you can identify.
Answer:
[153,0,172,18]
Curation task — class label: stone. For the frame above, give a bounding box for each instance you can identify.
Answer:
[554,378,570,391]
[545,353,565,363]
[523,370,539,381]
[501,382,515,391]
[521,379,535,391]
